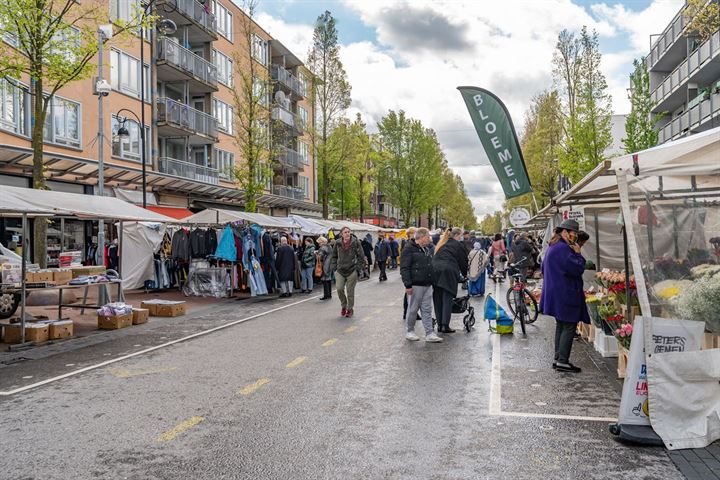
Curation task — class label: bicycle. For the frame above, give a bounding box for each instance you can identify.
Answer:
[505,258,539,333]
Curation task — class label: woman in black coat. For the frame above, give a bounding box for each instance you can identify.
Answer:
[432,228,469,333]
[275,236,296,297]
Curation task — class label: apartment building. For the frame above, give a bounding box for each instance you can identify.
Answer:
[647,1,720,144]
[0,0,319,220]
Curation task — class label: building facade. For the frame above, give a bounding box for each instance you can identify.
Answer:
[647,1,720,144]
[0,0,319,218]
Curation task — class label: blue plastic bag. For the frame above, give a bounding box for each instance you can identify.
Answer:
[484,295,513,334]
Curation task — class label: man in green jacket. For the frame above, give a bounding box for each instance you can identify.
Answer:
[330,227,367,318]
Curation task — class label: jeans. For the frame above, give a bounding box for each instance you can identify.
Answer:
[280,281,293,295]
[390,256,398,269]
[433,288,454,329]
[378,260,387,280]
[300,267,314,291]
[554,320,578,364]
[406,285,434,335]
[336,270,358,310]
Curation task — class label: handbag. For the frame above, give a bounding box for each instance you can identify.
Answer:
[314,255,323,277]
[499,254,508,263]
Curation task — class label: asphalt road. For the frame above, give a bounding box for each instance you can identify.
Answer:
[0,270,683,480]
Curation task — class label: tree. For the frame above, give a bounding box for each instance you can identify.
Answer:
[306,11,351,218]
[230,0,274,212]
[324,117,362,217]
[438,169,477,229]
[683,0,720,43]
[623,59,665,154]
[376,110,443,226]
[479,211,502,236]
[0,1,147,266]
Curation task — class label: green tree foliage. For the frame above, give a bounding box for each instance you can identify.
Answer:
[306,11,351,218]
[479,211,503,236]
[623,59,664,154]
[439,168,477,229]
[376,110,444,226]
[554,27,613,184]
[683,0,720,43]
[0,0,147,265]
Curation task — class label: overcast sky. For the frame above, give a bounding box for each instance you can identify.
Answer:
[253,0,684,220]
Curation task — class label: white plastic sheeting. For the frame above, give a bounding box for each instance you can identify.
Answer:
[0,185,174,222]
[0,189,55,216]
[648,348,720,450]
[289,215,327,235]
[182,209,296,229]
[120,222,166,290]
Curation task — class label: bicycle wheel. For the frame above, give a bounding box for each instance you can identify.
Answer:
[523,289,539,324]
[518,305,527,335]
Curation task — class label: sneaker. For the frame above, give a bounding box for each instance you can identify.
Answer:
[341,308,347,317]
[425,333,443,343]
[405,332,420,341]
[345,309,354,318]
[555,363,581,373]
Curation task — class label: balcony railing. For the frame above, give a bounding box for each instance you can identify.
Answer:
[271,65,305,98]
[157,97,218,140]
[272,106,304,135]
[159,157,219,185]
[658,89,720,143]
[651,31,720,106]
[646,8,685,69]
[170,0,217,36]
[273,185,306,200]
[157,37,217,88]
[277,147,303,170]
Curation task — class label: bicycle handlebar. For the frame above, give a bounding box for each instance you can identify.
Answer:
[508,256,528,269]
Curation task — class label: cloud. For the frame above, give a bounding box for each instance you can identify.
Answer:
[255,12,314,62]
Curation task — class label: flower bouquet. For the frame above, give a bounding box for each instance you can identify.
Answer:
[585,293,603,328]
[677,276,720,334]
[598,304,621,336]
[614,322,633,350]
[608,279,638,307]
[651,257,691,281]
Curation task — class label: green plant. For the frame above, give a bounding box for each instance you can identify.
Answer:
[677,276,720,334]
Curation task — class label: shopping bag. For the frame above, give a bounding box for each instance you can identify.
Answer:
[314,256,323,277]
[483,294,513,334]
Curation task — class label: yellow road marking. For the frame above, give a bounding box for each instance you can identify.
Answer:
[322,338,338,347]
[156,416,204,443]
[285,356,307,368]
[344,326,358,333]
[361,316,372,322]
[238,378,270,395]
[109,367,177,378]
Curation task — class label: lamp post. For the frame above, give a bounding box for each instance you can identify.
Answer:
[116,109,144,163]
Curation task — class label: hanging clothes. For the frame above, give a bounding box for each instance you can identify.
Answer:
[205,229,218,256]
[171,229,191,262]
[190,227,207,258]
[215,225,237,262]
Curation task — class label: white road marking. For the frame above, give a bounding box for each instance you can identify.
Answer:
[0,295,322,396]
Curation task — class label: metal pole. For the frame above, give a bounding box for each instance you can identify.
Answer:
[140,22,147,208]
[593,210,601,271]
[20,213,27,344]
[97,29,106,266]
[622,224,631,323]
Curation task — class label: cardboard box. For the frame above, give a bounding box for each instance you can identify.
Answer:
[98,313,132,330]
[70,266,106,278]
[155,302,186,317]
[24,323,49,343]
[2,324,22,344]
[140,301,158,316]
[132,308,149,325]
[52,269,73,285]
[1,264,22,284]
[48,320,74,339]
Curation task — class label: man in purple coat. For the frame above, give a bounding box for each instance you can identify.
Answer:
[540,219,590,373]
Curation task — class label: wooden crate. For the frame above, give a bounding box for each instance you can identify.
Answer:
[587,323,596,343]
[702,332,720,350]
[617,345,629,379]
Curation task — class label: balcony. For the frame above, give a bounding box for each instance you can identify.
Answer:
[276,147,303,172]
[271,65,305,99]
[273,185,306,200]
[651,31,720,113]
[156,38,218,93]
[157,97,218,143]
[646,8,687,71]
[157,0,217,43]
[658,89,720,143]
[272,106,304,136]
[159,157,219,185]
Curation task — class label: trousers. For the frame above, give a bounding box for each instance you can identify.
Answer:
[300,267,314,290]
[554,320,578,364]
[322,280,332,299]
[336,270,358,310]
[377,261,387,280]
[433,288,454,329]
[406,285,434,335]
[279,280,293,294]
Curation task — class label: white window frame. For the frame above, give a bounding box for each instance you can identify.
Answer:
[213,98,233,134]
[0,78,30,137]
[110,48,151,101]
[252,75,269,107]
[43,95,81,149]
[212,49,233,87]
[297,140,309,165]
[298,72,308,97]
[213,148,235,180]
[111,114,151,163]
[299,175,310,199]
[297,105,308,128]
[213,1,233,42]
[251,34,268,66]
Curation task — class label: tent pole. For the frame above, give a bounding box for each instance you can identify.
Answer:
[118,221,123,278]
[646,195,655,261]
[622,224,631,323]
[594,210,600,271]
[20,213,27,344]
[672,205,679,258]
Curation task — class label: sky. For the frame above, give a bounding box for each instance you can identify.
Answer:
[250,0,685,220]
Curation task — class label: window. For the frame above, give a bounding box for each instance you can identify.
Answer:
[212,49,233,86]
[252,76,268,106]
[297,106,308,128]
[43,96,81,148]
[109,0,150,39]
[299,175,310,199]
[297,141,309,165]
[0,78,29,137]
[110,49,150,100]
[50,26,80,61]
[298,72,308,97]
[111,114,150,163]
[251,34,268,66]
[214,148,235,180]
[213,1,233,41]
[213,98,233,134]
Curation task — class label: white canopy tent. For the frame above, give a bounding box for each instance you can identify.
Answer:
[288,215,327,235]
[182,208,297,229]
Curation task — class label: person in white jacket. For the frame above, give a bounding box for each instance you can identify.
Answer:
[467,242,488,296]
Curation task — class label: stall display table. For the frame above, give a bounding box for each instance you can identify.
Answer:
[0,281,124,319]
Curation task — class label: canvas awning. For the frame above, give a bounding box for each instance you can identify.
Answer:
[0,185,175,222]
[182,208,298,229]
[289,215,327,235]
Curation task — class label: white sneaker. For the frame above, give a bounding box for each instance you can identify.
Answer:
[405,332,420,341]
[425,333,444,343]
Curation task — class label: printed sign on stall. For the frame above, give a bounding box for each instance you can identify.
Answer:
[562,208,585,231]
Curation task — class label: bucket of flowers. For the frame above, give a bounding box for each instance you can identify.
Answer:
[585,292,604,328]
[598,303,621,336]
[614,322,633,350]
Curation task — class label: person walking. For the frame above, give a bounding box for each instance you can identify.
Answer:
[467,242,488,297]
[275,236,296,298]
[540,219,590,373]
[361,234,374,278]
[300,237,316,294]
[374,234,390,281]
[316,237,333,300]
[510,233,535,278]
[388,235,400,270]
[401,228,443,343]
[462,230,474,255]
[330,227,367,318]
[488,233,508,280]
[401,227,417,320]
[432,228,468,333]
